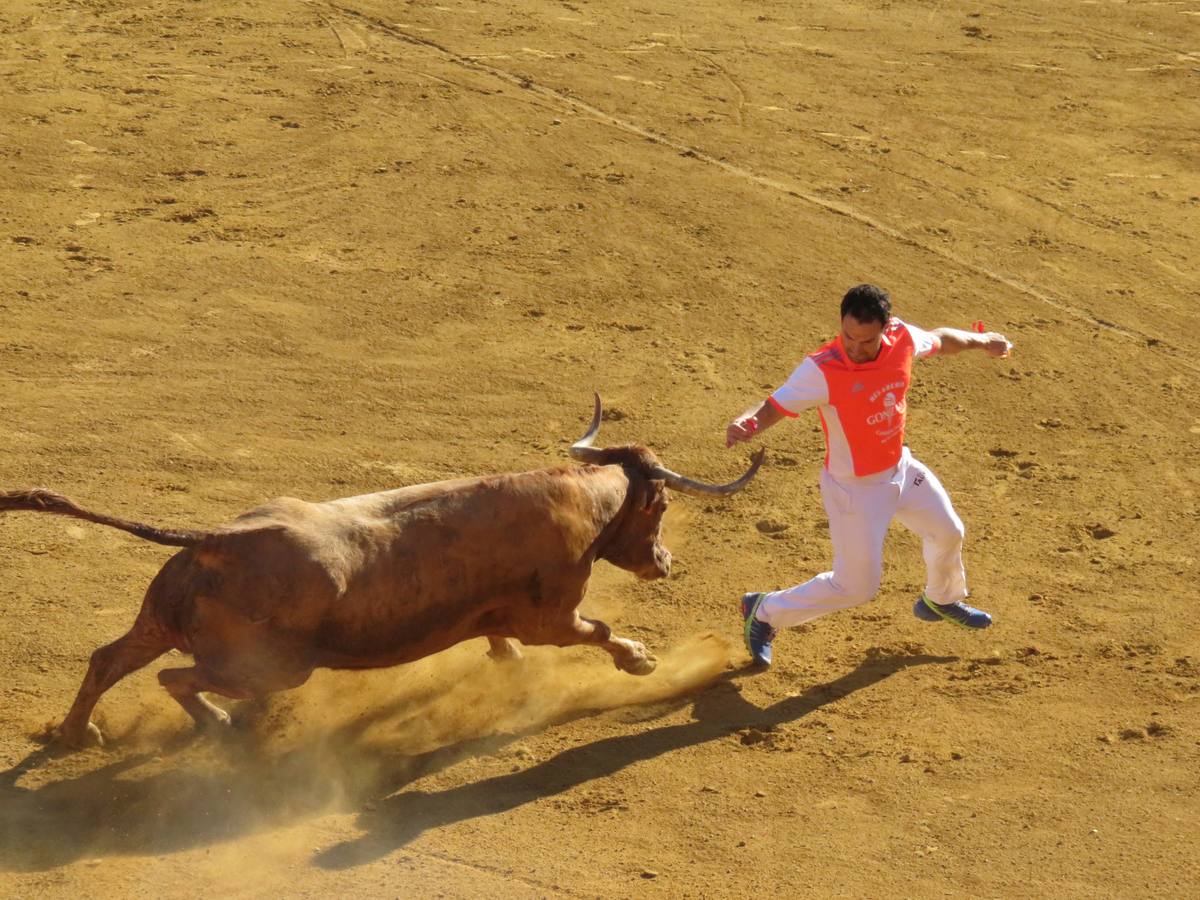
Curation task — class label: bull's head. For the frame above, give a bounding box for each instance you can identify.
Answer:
[569,394,764,580]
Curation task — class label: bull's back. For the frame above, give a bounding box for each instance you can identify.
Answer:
[307,471,609,661]
[177,471,617,666]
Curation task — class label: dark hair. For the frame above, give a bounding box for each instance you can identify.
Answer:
[840,284,892,326]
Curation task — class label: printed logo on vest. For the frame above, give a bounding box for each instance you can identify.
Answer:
[867,391,907,441]
[869,380,905,404]
[866,391,904,426]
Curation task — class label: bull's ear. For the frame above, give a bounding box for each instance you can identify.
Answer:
[642,478,668,513]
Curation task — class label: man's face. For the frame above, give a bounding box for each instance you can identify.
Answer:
[840,314,886,364]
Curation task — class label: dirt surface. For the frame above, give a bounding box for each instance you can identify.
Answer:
[2,1,1198,896]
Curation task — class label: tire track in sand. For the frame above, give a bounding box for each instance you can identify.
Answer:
[322,1,1197,377]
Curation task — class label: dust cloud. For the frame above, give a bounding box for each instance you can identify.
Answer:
[2,633,733,872]
[267,629,734,756]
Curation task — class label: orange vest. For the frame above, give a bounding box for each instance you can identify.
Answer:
[811,320,915,477]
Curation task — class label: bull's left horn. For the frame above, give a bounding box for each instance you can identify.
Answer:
[648,448,766,497]
[569,392,609,464]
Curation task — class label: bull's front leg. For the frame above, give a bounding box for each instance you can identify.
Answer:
[535,613,657,676]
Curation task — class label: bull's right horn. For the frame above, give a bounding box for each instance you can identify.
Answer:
[569,392,609,464]
[648,448,766,497]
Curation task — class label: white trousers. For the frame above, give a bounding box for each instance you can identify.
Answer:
[759,449,968,629]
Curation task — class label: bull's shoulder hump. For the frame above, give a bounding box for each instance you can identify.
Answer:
[328,472,558,518]
[315,467,611,521]
[327,476,488,510]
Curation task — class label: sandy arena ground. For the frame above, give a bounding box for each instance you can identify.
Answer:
[2,1,1198,896]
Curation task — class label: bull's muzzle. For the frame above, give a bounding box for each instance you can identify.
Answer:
[643,546,672,580]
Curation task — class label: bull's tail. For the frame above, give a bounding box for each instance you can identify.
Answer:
[0,488,210,547]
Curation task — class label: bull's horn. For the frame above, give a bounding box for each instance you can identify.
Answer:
[569,392,609,463]
[648,448,766,497]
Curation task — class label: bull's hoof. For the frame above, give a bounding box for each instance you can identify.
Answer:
[621,654,658,676]
[184,702,234,742]
[198,706,233,732]
[49,720,105,751]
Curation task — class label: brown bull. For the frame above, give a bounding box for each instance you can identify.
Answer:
[2,396,763,749]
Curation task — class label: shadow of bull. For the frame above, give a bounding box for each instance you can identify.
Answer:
[0,651,953,872]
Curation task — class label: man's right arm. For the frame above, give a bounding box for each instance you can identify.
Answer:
[727,357,826,447]
[726,400,786,447]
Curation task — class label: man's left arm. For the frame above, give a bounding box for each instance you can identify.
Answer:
[931,327,1013,359]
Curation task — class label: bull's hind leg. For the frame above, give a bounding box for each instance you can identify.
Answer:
[156,666,246,732]
[158,646,314,734]
[54,624,171,749]
[486,636,523,663]
[533,613,657,675]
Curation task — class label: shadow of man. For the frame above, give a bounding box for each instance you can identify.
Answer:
[315,649,955,870]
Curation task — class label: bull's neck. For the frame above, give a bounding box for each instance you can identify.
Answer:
[581,465,637,562]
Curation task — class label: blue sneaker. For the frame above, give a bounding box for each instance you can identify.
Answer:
[913,594,992,629]
[741,592,777,667]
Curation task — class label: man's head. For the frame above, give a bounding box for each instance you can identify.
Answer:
[839,283,891,364]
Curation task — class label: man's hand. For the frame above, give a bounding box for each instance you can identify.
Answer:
[725,401,785,447]
[983,332,1013,358]
[933,327,1014,358]
[726,418,758,448]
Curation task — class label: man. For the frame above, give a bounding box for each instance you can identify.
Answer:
[726,284,1013,667]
